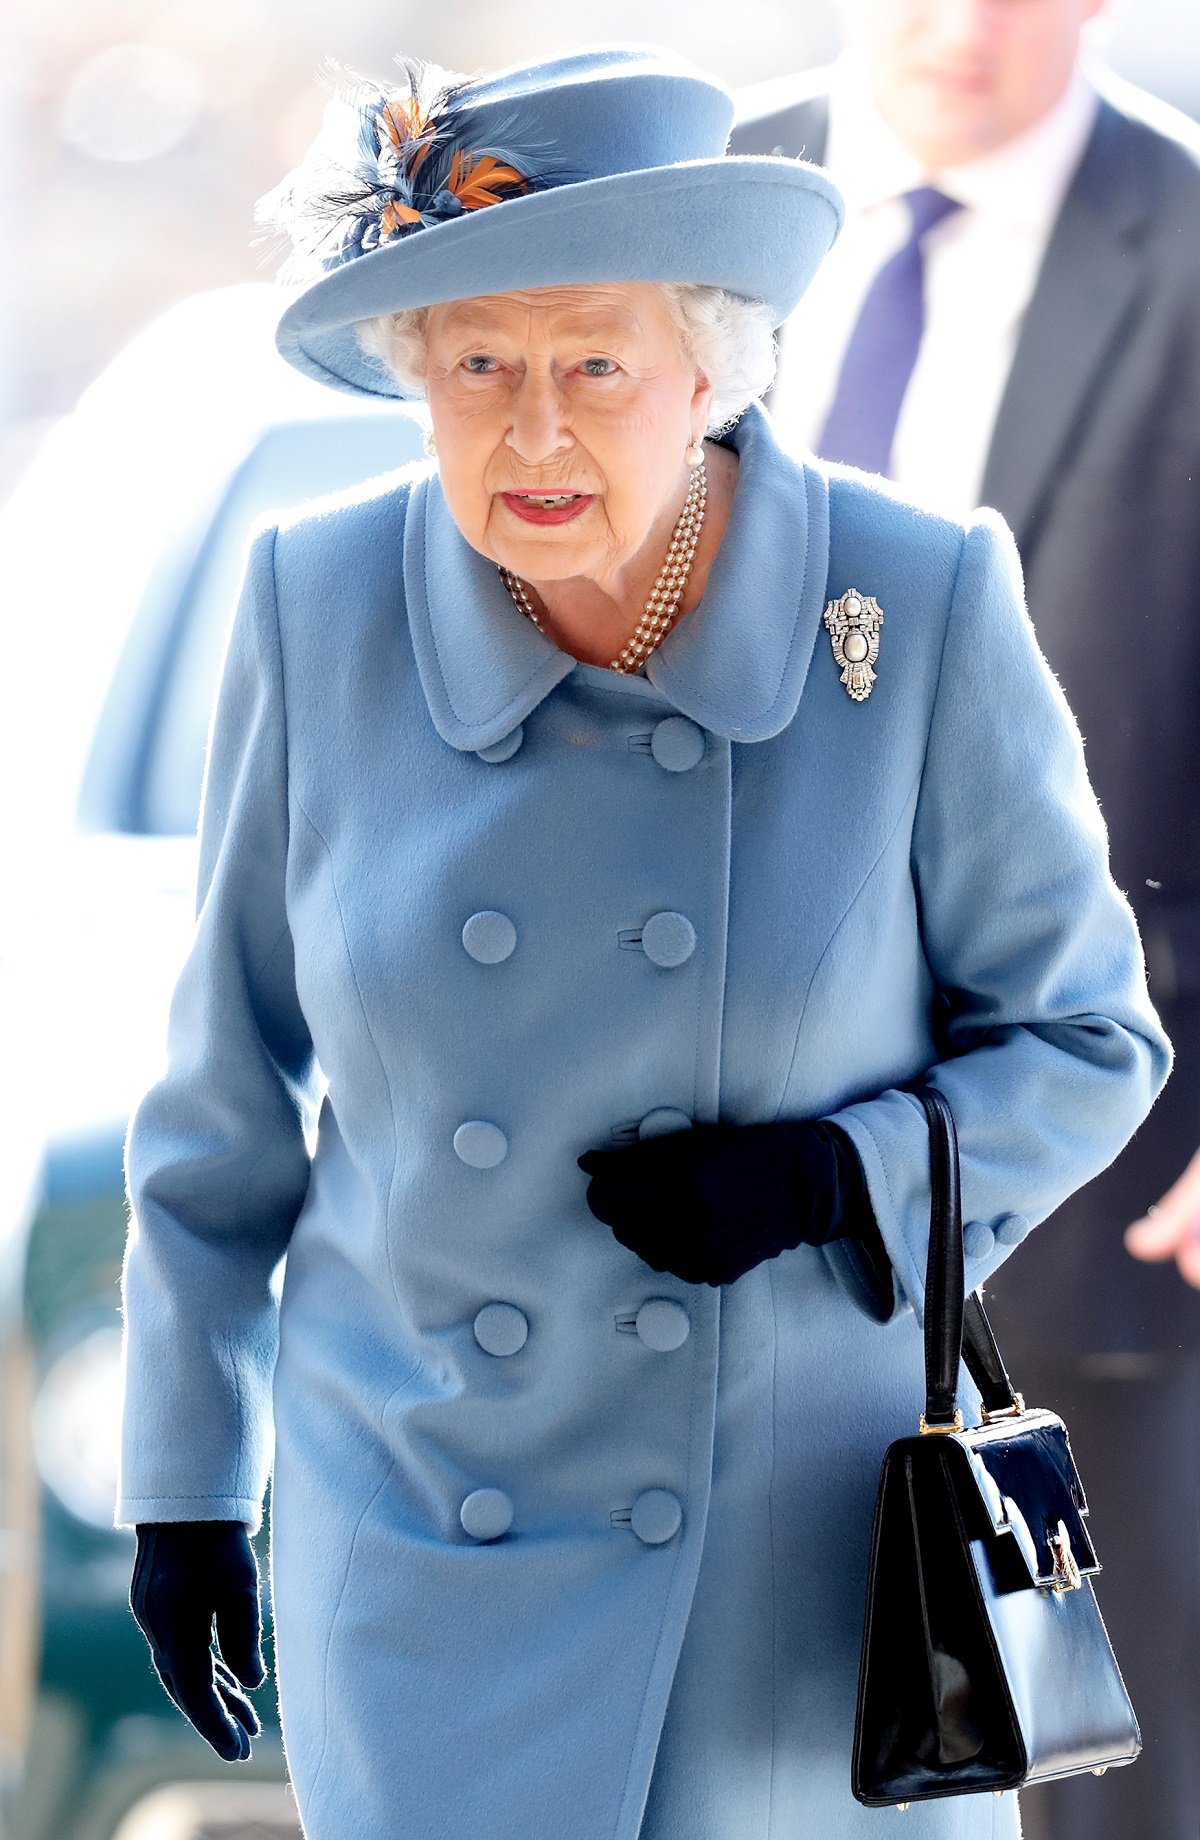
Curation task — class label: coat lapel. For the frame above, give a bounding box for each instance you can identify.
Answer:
[404,406,831,750]
[402,472,577,752]
[646,409,831,741]
[979,100,1151,547]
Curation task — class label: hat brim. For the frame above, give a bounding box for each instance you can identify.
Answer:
[275,157,843,399]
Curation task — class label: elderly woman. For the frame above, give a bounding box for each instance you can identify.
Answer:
[117,45,1168,1840]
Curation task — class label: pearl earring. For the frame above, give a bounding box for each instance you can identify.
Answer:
[685,440,704,468]
[423,427,437,458]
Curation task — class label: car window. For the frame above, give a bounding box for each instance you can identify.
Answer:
[111,412,425,836]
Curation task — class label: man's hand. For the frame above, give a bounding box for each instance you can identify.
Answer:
[1124,1145,1200,1289]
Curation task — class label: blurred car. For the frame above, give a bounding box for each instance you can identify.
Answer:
[0,284,423,1840]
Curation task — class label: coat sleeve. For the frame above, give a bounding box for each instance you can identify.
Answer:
[824,510,1172,1323]
[116,523,317,1531]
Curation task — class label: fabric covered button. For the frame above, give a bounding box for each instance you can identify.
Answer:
[453,1121,508,1168]
[650,717,705,773]
[638,1108,692,1140]
[630,1489,683,1546]
[462,911,517,964]
[460,1488,514,1541]
[475,726,523,763]
[964,1221,996,1261]
[640,912,697,968]
[635,1300,691,1352]
[996,1214,1029,1247]
[473,1303,529,1357]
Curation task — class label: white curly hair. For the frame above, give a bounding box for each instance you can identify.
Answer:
[355,283,777,433]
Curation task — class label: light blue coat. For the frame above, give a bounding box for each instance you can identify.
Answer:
[117,405,1169,1840]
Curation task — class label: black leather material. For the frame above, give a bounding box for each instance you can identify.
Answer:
[919,1088,963,1427]
[962,1292,1022,1418]
[962,1411,1097,1587]
[854,1435,1141,1803]
[851,1088,1141,1806]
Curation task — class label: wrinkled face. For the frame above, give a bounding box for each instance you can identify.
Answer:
[854,0,1104,168]
[423,283,712,596]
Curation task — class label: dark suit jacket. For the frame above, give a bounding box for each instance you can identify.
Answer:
[734,76,1200,1355]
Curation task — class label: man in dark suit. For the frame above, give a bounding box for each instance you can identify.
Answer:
[735,7,1200,1836]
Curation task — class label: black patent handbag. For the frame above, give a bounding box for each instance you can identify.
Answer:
[851,1086,1141,1809]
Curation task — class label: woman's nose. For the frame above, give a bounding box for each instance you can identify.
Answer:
[506,375,572,465]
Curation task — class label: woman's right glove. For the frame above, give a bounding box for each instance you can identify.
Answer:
[578,1119,876,1285]
[130,1520,265,1761]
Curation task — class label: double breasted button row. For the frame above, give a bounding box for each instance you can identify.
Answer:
[464,908,701,969]
[459,705,701,1558]
[460,1485,683,1546]
[474,1299,688,1356]
[454,1101,694,1165]
[466,905,699,971]
[478,716,706,772]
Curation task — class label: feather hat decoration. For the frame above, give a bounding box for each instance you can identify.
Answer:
[258,57,571,283]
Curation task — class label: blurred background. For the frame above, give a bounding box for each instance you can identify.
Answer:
[0,3,1196,1838]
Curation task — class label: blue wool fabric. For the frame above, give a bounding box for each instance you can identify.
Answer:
[117,405,1168,1840]
[818,186,962,475]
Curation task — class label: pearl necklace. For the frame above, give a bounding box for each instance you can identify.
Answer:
[499,457,708,675]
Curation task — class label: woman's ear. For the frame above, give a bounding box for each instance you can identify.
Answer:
[690,368,714,441]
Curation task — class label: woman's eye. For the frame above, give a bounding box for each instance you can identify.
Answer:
[463,354,499,374]
[581,357,618,377]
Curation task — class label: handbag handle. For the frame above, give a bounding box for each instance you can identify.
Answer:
[914,1086,1024,1428]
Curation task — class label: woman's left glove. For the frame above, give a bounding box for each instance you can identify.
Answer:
[130,1521,265,1761]
[578,1119,874,1286]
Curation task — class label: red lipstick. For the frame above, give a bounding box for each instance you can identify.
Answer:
[501,492,594,526]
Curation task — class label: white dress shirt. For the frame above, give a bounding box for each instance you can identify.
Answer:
[770,55,1099,519]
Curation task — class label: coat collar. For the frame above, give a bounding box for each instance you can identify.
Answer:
[403,404,831,751]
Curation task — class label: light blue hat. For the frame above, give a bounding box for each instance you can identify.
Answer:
[268,45,843,400]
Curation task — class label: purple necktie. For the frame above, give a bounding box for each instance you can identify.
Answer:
[817,186,962,476]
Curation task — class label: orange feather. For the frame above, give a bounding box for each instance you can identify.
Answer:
[380,199,423,237]
[447,150,528,211]
[380,97,429,150]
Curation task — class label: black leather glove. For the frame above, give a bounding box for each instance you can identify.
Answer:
[130,1520,265,1761]
[578,1119,879,1287]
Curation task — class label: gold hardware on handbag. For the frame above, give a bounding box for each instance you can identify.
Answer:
[918,1410,964,1435]
[980,1392,1025,1423]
